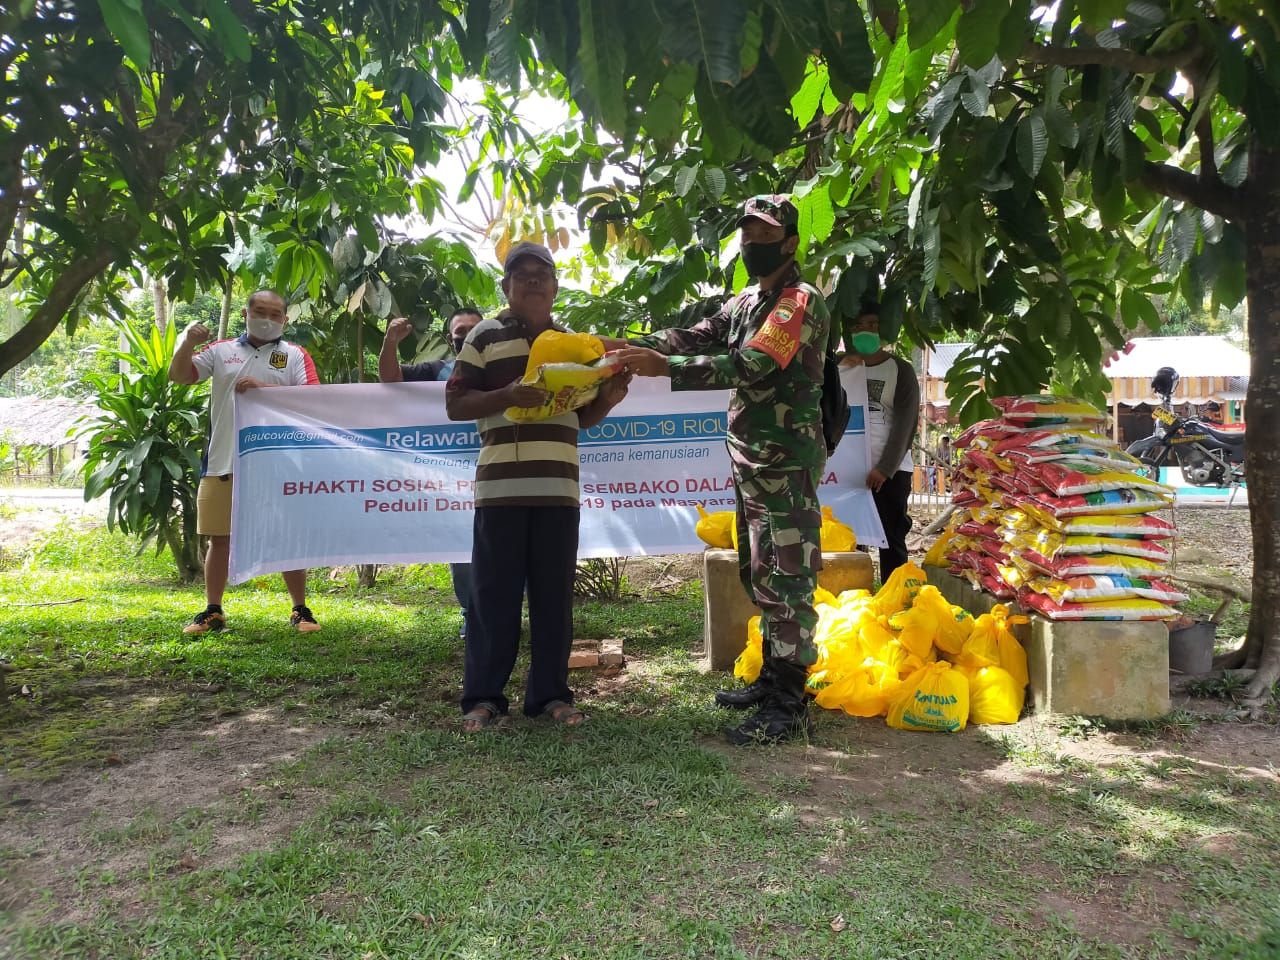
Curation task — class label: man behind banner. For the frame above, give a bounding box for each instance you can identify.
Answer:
[168,289,322,635]
[379,306,484,641]
[610,195,831,745]
[446,241,630,731]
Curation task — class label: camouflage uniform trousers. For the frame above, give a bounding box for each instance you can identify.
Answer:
[732,462,823,673]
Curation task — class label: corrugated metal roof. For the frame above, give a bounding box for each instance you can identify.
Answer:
[1103,336,1250,378]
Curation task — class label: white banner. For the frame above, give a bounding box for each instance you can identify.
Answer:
[229,379,885,583]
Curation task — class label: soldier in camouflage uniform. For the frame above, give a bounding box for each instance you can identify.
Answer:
[610,195,831,744]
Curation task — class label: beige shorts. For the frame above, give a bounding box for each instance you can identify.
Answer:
[196,476,234,537]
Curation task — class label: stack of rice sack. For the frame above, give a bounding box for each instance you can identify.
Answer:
[928,396,1186,621]
[733,563,1029,731]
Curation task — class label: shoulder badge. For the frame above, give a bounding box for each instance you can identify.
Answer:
[746,287,810,368]
[268,350,288,370]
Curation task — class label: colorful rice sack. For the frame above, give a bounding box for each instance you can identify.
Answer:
[1021,574,1188,604]
[1019,593,1178,621]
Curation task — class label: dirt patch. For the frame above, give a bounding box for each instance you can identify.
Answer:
[0,707,344,928]
[622,555,702,596]
[1166,504,1253,577]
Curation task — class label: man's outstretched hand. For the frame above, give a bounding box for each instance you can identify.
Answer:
[608,347,669,378]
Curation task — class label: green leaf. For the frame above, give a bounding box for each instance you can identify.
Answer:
[203,0,251,62]
[1212,27,1248,107]
[791,62,828,128]
[97,0,151,65]
[1172,207,1199,264]
[1120,286,1159,331]
[1076,0,1128,30]
[997,0,1033,60]
[674,163,700,198]
[732,255,749,293]
[905,0,961,51]
[927,75,964,141]
[955,0,1009,69]
[663,0,745,86]
[1043,103,1078,149]
[577,0,627,132]
[806,184,836,244]
[1016,113,1047,177]
[701,166,727,201]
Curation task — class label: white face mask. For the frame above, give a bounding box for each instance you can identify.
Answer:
[246,313,285,341]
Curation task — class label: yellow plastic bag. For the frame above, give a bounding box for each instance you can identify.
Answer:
[505,330,621,422]
[820,506,857,552]
[962,665,1024,725]
[813,660,900,717]
[734,616,764,683]
[526,328,606,367]
[960,604,1029,687]
[695,505,737,549]
[888,585,972,658]
[923,529,958,567]
[990,604,1029,689]
[887,662,970,733]
[814,586,838,608]
[872,561,928,617]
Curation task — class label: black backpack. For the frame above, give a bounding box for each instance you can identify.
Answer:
[821,352,850,456]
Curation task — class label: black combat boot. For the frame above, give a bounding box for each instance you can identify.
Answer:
[714,665,775,709]
[726,661,812,745]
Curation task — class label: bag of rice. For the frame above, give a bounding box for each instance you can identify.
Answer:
[1022,574,1188,604]
[1004,529,1170,562]
[1014,488,1173,519]
[1010,549,1165,579]
[1025,461,1173,497]
[993,395,1108,424]
[1019,592,1178,621]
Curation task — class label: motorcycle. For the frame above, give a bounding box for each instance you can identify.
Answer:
[1125,366,1245,488]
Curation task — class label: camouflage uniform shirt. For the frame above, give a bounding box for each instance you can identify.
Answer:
[632,265,831,473]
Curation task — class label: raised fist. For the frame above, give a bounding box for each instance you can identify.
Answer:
[184,321,212,346]
[384,317,413,346]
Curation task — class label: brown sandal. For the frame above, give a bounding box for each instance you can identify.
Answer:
[544,700,586,726]
[461,702,500,732]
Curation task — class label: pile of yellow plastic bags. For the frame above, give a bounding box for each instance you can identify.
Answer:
[924,395,1185,621]
[695,505,856,552]
[734,563,1029,731]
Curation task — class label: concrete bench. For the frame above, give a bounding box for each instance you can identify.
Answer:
[701,549,873,671]
[923,564,1170,720]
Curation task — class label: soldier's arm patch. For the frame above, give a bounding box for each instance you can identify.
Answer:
[745,288,809,369]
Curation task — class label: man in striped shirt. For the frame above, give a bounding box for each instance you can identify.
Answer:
[445,241,630,731]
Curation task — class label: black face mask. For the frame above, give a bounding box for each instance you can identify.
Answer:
[741,240,790,279]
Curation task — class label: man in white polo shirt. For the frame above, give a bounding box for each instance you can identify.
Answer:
[168,289,322,635]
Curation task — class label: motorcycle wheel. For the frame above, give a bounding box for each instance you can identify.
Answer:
[1144,463,1162,483]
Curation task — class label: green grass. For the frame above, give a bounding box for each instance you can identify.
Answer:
[3,527,1280,959]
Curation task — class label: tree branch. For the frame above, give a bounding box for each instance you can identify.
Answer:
[0,241,118,376]
[1141,161,1245,222]
[1196,111,1217,183]
[1023,40,1198,74]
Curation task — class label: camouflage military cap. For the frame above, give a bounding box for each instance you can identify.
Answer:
[736,195,799,230]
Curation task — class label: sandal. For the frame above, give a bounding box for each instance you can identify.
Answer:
[544,700,586,726]
[461,702,500,732]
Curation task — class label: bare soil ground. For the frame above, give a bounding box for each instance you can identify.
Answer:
[1,706,341,927]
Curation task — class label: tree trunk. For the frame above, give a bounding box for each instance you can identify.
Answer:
[1241,140,1280,701]
[152,275,168,333]
[162,520,201,583]
[217,276,233,339]
[0,243,116,375]
[353,318,379,587]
